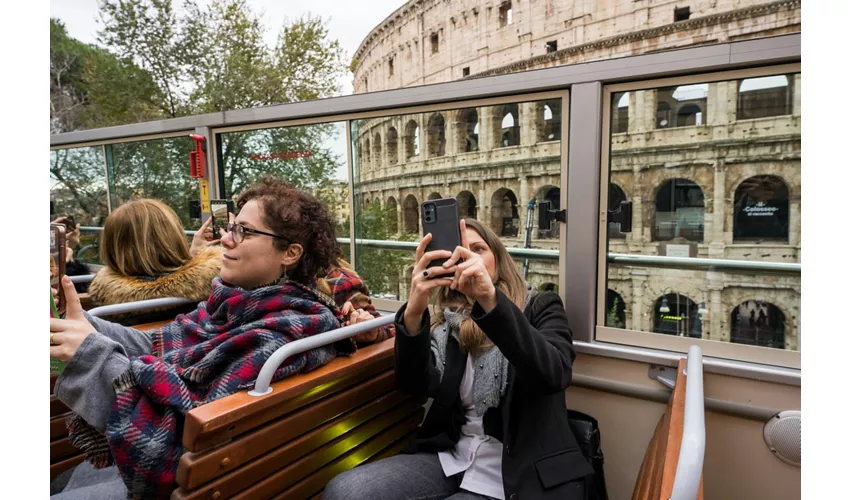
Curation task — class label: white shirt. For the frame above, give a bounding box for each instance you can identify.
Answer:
[438,356,505,500]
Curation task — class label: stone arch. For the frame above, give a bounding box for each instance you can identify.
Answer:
[495,103,520,147]
[427,192,442,200]
[730,300,786,349]
[612,92,630,134]
[404,120,419,159]
[403,194,419,234]
[608,183,628,239]
[491,187,519,237]
[605,289,627,329]
[656,101,672,128]
[538,100,562,142]
[457,190,477,219]
[653,292,701,338]
[363,137,371,171]
[427,113,446,157]
[457,108,479,153]
[737,74,792,119]
[387,127,399,165]
[677,103,704,127]
[386,196,398,233]
[732,175,790,242]
[720,287,798,350]
[373,132,382,168]
[653,178,705,242]
[540,282,559,293]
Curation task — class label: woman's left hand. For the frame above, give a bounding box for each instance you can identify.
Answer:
[442,220,498,312]
[342,301,380,343]
[50,276,96,363]
[190,216,220,257]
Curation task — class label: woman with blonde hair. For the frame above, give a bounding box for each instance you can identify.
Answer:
[324,218,592,500]
[88,199,222,317]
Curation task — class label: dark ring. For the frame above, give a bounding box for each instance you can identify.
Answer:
[422,270,429,278]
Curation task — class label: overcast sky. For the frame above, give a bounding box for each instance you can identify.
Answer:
[50,0,405,95]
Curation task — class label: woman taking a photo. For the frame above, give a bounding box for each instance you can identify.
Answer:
[87,198,223,324]
[324,218,593,500]
[50,178,360,499]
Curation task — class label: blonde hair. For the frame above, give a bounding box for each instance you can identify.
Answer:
[432,218,527,354]
[100,199,192,277]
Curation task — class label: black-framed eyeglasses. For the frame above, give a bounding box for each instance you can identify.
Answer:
[227,223,290,244]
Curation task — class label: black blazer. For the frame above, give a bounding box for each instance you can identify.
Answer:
[394,289,594,500]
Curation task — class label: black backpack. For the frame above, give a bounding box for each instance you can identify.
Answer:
[568,409,609,500]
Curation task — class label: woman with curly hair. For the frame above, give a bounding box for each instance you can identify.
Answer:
[50,177,358,499]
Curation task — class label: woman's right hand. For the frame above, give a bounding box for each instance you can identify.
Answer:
[190,217,220,257]
[403,233,455,335]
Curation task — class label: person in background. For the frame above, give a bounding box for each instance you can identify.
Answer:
[319,253,396,346]
[86,199,222,322]
[52,216,91,293]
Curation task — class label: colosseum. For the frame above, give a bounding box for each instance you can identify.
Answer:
[349,0,801,350]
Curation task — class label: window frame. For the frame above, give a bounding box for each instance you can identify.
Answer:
[595,63,801,369]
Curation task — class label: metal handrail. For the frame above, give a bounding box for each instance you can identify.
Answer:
[81,226,197,236]
[608,253,800,274]
[669,345,706,500]
[69,274,96,284]
[80,228,800,275]
[87,297,197,317]
[248,314,396,397]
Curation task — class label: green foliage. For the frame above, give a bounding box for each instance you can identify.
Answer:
[350,202,415,298]
[51,1,348,227]
[607,296,625,328]
[50,17,163,133]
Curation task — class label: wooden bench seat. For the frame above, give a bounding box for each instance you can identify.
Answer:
[50,326,421,499]
[632,359,704,500]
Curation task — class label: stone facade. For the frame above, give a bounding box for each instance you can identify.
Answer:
[350,0,801,350]
[352,0,801,93]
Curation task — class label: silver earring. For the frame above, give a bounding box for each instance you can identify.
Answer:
[281,265,289,283]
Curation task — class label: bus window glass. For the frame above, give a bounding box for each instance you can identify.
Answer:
[218,121,350,240]
[107,136,196,225]
[603,74,800,354]
[350,97,565,300]
[51,146,109,262]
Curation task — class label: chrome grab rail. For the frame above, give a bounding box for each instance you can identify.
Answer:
[80,228,800,275]
[248,314,396,397]
[69,274,97,284]
[87,297,197,317]
[669,345,706,500]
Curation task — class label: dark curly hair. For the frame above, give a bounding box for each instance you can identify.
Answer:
[236,177,337,285]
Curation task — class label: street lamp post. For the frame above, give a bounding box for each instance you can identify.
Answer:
[659,287,709,338]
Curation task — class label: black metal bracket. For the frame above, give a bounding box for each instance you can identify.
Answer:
[607,200,632,233]
[537,200,566,229]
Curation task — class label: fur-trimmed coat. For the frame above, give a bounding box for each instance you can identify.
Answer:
[88,247,223,306]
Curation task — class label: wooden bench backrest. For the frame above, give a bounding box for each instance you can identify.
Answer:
[50,319,420,497]
[173,339,422,499]
[632,359,704,500]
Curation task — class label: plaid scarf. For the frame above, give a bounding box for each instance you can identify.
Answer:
[67,277,350,499]
[324,266,395,343]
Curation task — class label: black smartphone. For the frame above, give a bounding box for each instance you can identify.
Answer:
[421,197,461,270]
[50,224,67,312]
[209,200,230,238]
[63,215,76,232]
